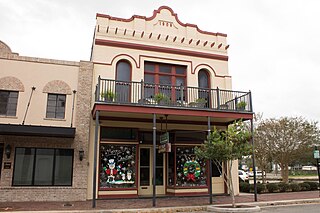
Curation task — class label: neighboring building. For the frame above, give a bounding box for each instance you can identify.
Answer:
[0,41,93,201]
[0,6,253,202]
[88,6,253,199]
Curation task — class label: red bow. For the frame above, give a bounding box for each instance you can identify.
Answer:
[186,173,196,182]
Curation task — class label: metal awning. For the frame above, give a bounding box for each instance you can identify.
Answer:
[0,124,76,138]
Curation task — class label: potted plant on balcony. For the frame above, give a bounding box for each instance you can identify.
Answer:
[154,93,170,105]
[236,101,247,111]
[101,90,115,102]
[189,98,207,108]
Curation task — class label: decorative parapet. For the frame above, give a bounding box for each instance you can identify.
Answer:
[95,6,229,54]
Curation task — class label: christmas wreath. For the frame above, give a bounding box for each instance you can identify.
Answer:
[183,160,201,182]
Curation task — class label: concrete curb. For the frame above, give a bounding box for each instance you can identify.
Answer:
[4,198,320,213]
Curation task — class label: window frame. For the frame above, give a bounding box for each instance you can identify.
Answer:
[144,62,187,101]
[0,90,19,116]
[12,147,74,186]
[46,93,66,119]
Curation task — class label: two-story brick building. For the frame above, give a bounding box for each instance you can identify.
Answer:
[0,40,93,201]
[87,6,253,200]
[0,6,253,202]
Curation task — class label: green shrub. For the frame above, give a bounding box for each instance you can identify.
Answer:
[290,183,301,192]
[257,183,266,194]
[278,182,290,192]
[304,181,319,190]
[299,182,311,191]
[250,183,266,194]
[266,183,279,193]
[239,182,250,193]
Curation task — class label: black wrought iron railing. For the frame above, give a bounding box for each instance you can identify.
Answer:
[95,77,252,112]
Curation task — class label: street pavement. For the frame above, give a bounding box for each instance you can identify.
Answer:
[261,203,320,213]
[0,191,319,212]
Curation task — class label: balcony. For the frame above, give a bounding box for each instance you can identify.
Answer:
[95,77,253,113]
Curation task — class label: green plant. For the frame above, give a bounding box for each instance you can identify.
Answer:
[239,182,250,193]
[101,90,115,101]
[250,183,266,194]
[154,93,170,105]
[304,181,319,190]
[290,183,301,192]
[298,182,311,191]
[195,121,252,207]
[196,98,207,104]
[236,101,247,110]
[278,182,290,192]
[266,183,279,193]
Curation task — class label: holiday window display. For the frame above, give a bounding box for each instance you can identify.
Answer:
[99,144,136,188]
[176,146,207,187]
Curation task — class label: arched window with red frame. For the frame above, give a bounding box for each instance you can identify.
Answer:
[116,60,131,103]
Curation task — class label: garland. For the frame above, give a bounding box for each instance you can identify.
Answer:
[183,160,201,178]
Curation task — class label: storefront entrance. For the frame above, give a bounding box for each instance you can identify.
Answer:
[138,146,165,196]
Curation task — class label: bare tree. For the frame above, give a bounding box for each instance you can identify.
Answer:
[254,117,319,183]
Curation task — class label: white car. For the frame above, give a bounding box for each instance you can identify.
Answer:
[238,170,249,182]
[247,170,264,177]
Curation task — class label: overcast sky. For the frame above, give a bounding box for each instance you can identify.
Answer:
[1,0,319,123]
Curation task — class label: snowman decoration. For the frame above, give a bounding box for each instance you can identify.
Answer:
[106,159,117,183]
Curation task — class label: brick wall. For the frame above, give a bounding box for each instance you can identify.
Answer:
[0,61,93,202]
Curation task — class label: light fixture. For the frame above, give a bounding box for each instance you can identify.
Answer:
[79,148,84,161]
[5,144,11,159]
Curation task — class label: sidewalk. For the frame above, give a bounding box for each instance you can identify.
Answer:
[0,191,319,212]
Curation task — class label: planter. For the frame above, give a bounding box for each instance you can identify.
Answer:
[207,205,261,212]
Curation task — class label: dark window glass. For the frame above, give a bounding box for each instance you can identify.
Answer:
[144,74,155,84]
[0,90,18,116]
[34,149,54,185]
[99,144,136,189]
[46,94,66,119]
[13,148,35,185]
[116,61,131,102]
[175,131,206,142]
[100,127,137,140]
[145,63,155,72]
[159,64,171,73]
[116,61,131,82]
[54,149,73,185]
[176,66,186,75]
[13,148,73,186]
[212,162,222,177]
[198,70,209,88]
[140,148,150,186]
[168,151,174,186]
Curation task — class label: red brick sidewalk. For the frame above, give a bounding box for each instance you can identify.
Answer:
[0,191,319,212]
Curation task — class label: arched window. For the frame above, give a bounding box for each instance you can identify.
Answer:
[198,69,210,107]
[116,60,131,102]
[198,69,210,88]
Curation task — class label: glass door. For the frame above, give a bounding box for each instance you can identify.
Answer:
[138,147,165,196]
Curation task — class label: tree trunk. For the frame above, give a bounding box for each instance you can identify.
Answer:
[227,160,235,208]
[280,164,289,183]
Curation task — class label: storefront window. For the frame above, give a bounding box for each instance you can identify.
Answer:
[99,144,136,189]
[176,146,207,187]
